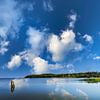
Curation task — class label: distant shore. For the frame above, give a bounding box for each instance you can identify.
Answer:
[25,72,100,78]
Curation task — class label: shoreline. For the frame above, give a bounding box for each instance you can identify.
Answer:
[25,72,100,78]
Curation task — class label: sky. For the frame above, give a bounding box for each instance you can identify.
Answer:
[0,0,100,78]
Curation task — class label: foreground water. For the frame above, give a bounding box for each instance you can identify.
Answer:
[0,78,100,100]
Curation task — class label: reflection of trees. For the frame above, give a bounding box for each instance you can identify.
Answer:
[11,80,15,94]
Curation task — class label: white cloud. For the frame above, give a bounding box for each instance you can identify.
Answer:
[7,47,48,73]
[43,0,54,12]
[0,0,22,38]
[13,50,63,74]
[69,13,77,29]
[0,0,22,55]
[20,50,36,67]
[83,34,93,44]
[8,55,22,69]
[27,27,45,56]
[24,27,47,73]
[93,56,100,60]
[7,50,36,70]
[6,10,83,73]
[33,57,49,74]
[48,29,83,61]
[23,53,68,74]
[32,57,67,74]
[0,40,9,55]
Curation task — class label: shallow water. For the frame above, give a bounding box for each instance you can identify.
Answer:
[0,78,100,100]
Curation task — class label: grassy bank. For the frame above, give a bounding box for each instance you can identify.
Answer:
[83,78,100,83]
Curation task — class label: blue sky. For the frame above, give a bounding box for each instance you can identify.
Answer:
[0,0,100,78]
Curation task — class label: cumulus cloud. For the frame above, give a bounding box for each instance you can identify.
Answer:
[10,50,63,74]
[43,0,54,12]
[8,50,49,73]
[28,56,64,74]
[27,27,45,55]
[24,54,61,74]
[83,34,93,44]
[23,27,48,73]
[48,29,83,61]
[7,50,36,70]
[33,57,49,74]
[8,55,22,69]
[26,55,71,74]
[6,11,83,74]
[7,27,47,72]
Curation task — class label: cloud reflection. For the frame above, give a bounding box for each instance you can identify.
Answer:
[47,78,75,100]
[13,79,28,88]
[76,88,88,100]
[9,79,29,91]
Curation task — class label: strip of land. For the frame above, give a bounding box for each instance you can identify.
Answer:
[82,78,100,83]
[25,72,100,78]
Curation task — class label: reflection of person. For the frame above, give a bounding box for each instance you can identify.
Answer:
[11,80,15,94]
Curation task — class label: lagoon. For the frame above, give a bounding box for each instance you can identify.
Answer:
[0,78,100,100]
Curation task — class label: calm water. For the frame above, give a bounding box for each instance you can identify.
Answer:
[0,78,100,100]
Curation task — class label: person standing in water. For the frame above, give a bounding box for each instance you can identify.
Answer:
[11,80,15,95]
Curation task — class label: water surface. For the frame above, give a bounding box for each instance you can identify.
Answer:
[0,78,100,100]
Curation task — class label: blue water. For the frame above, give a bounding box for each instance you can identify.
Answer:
[0,78,100,100]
